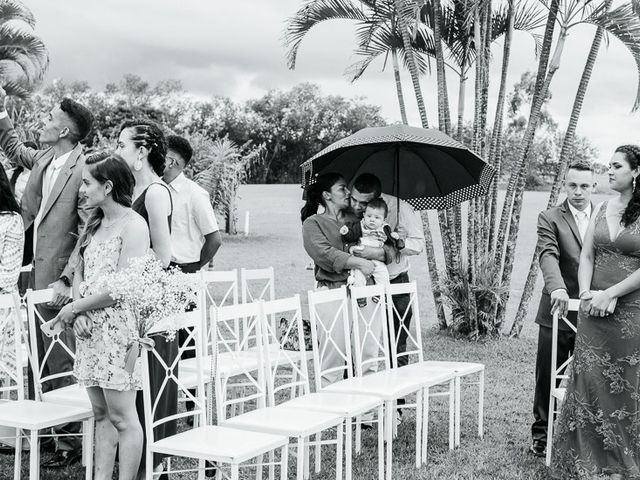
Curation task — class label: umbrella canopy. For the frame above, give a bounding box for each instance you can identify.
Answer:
[300,124,495,210]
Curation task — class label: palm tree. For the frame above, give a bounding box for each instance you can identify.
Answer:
[0,0,48,98]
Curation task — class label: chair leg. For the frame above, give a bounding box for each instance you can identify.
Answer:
[29,429,39,480]
[546,395,556,467]
[197,459,205,480]
[85,419,94,480]
[392,400,398,439]
[304,436,310,480]
[13,428,21,480]
[385,401,393,480]
[377,405,384,480]
[336,421,344,480]
[478,369,485,439]
[448,380,455,450]
[355,415,362,455]
[345,417,352,480]
[455,376,461,448]
[421,389,429,465]
[146,448,154,480]
[296,437,305,480]
[231,463,239,480]
[269,449,275,480]
[415,389,422,468]
[315,431,322,474]
[280,445,289,480]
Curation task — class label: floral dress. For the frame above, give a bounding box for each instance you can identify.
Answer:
[551,201,640,478]
[73,234,142,391]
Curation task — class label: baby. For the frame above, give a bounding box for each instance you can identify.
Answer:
[340,197,403,305]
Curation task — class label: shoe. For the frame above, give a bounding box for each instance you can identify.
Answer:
[41,449,82,469]
[529,440,546,457]
[205,460,218,477]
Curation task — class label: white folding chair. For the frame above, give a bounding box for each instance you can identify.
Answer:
[240,267,275,349]
[323,284,452,480]
[215,299,345,480]
[0,292,94,480]
[142,310,289,480]
[282,286,384,480]
[545,298,579,466]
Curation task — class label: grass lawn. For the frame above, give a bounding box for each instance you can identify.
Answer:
[3,185,612,479]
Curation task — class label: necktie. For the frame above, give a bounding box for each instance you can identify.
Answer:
[577,211,588,241]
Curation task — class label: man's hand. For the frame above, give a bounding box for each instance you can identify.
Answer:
[48,279,72,308]
[351,246,385,262]
[73,315,93,340]
[550,289,569,318]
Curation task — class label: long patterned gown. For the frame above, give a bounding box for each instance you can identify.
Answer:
[552,201,640,478]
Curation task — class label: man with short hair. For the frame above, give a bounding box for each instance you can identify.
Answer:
[0,86,94,467]
[530,160,597,457]
[349,173,425,377]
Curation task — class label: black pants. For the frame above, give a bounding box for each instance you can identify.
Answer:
[170,261,200,361]
[531,324,576,444]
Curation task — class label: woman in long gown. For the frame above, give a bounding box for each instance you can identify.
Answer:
[551,145,640,478]
[116,120,176,479]
[53,153,150,480]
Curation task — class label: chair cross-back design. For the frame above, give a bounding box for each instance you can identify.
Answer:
[261,295,311,405]
[26,289,76,396]
[307,286,353,390]
[386,282,424,367]
[199,270,239,354]
[0,293,24,401]
[546,298,579,466]
[349,284,391,376]
[240,267,276,348]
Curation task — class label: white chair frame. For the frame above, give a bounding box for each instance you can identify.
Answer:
[545,298,579,466]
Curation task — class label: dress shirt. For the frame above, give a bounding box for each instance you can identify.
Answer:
[168,173,219,264]
[567,202,591,242]
[380,193,425,280]
[33,150,72,255]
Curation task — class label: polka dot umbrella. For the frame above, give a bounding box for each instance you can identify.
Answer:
[300,124,495,210]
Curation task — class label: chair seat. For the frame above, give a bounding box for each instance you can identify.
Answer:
[179,353,261,379]
[152,425,288,464]
[551,387,565,401]
[283,391,382,416]
[420,361,484,376]
[386,365,455,386]
[42,384,91,409]
[245,344,314,362]
[0,400,92,429]
[324,370,444,400]
[223,406,343,437]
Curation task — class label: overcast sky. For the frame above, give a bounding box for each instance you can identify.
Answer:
[26,0,640,163]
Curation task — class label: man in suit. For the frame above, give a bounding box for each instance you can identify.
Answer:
[0,87,93,466]
[530,159,596,456]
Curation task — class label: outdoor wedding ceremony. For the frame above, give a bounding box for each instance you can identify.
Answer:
[0,0,640,479]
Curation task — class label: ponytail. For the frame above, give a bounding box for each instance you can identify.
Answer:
[300,172,345,223]
[617,144,640,227]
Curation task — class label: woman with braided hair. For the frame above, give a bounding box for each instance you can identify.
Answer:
[551,145,640,478]
[116,120,177,479]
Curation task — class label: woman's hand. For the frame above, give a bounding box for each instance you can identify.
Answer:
[53,303,76,328]
[588,290,613,317]
[354,258,376,277]
[73,315,93,340]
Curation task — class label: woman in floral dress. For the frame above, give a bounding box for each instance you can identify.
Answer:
[552,145,640,478]
[53,153,149,480]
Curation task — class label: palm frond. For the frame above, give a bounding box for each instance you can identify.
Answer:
[0,24,48,70]
[283,0,370,69]
[587,3,640,110]
[0,0,35,28]
[344,53,383,82]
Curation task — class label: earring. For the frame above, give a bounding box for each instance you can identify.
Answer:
[133,159,143,171]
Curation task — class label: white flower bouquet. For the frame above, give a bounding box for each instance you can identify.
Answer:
[98,254,199,373]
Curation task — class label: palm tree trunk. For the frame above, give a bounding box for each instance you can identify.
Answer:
[391,48,409,125]
[509,17,607,337]
[457,71,467,140]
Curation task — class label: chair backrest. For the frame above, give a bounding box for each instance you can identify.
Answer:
[0,293,24,401]
[141,311,206,444]
[241,267,276,348]
[307,286,353,392]
[212,301,268,423]
[551,299,580,386]
[261,295,311,405]
[385,282,424,368]
[199,270,239,354]
[26,288,76,397]
[349,284,391,377]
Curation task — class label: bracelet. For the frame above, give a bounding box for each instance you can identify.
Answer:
[579,290,592,299]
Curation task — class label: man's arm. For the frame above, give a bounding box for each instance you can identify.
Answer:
[193,188,222,269]
[199,231,222,269]
[396,201,424,257]
[60,174,93,283]
[0,87,39,170]
[537,211,567,293]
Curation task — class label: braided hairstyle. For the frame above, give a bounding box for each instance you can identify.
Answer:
[119,119,167,177]
[616,144,640,227]
[300,172,345,223]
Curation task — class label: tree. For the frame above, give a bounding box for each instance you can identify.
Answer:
[0,0,48,98]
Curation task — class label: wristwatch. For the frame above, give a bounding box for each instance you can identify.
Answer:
[59,275,71,288]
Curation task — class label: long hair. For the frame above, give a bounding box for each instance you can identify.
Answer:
[616,144,640,227]
[300,172,344,223]
[0,163,20,214]
[78,152,135,257]
[119,119,167,177]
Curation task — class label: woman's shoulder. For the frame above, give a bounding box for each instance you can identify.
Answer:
[122,211,149,237]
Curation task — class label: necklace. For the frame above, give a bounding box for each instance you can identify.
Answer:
[102,210,131,229]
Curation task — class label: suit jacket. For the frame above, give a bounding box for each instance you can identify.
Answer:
[0,116,90,290]
[535,199,587,330]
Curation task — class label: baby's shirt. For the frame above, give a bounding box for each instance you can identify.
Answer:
[360,220,388,248]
